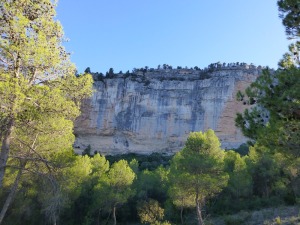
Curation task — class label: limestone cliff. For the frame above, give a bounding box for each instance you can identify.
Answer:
[74,64,262,155]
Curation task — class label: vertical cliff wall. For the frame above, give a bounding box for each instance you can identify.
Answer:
[74,65,262,155]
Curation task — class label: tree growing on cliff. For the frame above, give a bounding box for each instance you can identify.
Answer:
[169,130,228,225]
[106,68,115,78]
[0,0,93,223]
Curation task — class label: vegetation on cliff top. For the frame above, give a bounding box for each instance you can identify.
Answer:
[88,62,261,82]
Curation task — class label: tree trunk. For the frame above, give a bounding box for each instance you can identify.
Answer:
[264,180,269,198]
[195,192,204,225]
[112,206,117,225]
[0,163,22,224]
[0,120,14,188]
[180,206,184,225]
[97,209,101,225]
[105,210,112,225]
[196,201,204,225]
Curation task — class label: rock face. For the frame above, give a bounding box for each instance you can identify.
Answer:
[74,64,262,155]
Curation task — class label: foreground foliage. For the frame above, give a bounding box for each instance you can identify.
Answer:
[1,0,299,224]
[1,128,300,225]
[235,0,300,207]
[0,0,93,223]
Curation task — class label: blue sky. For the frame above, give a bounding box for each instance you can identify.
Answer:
[56,0,290,73]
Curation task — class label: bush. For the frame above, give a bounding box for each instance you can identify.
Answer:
[224,215,245,225]
[275,216,282,225]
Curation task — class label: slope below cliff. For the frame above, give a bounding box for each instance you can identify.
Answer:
[74,64,262,155]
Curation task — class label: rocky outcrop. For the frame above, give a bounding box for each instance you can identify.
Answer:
[74,64,262,155]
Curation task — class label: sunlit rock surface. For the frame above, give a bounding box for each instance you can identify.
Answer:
[74,64,262,155]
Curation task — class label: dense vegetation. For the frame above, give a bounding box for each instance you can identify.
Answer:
[0,0,299,225]
[1,130,299,225]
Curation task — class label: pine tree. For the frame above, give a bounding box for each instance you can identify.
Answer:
[169,130,228,225]
[94,160,135,225]
[278,0,300,39]
[236,1,300,158]
[0,1,93,223]
[235,0,300,204]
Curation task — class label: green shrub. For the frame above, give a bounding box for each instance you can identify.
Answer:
[224,215,244,225]
[275,216,281,225]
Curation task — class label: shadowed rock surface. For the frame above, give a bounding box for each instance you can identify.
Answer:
[74,64,262,155]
